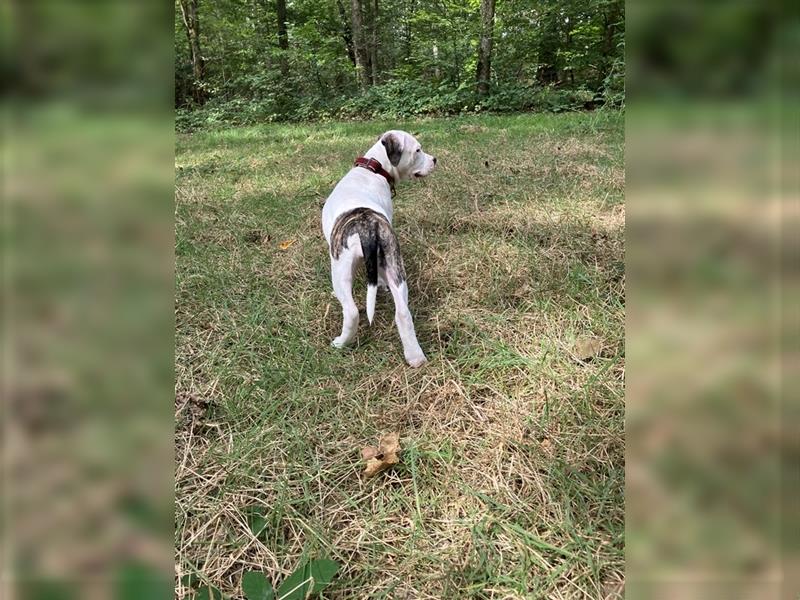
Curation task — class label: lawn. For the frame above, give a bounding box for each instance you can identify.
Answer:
[175,111,625,599]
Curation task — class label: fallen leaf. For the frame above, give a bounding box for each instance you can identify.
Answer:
[363,433,401,478]
[278,239,296,250]
[575,336,603,361]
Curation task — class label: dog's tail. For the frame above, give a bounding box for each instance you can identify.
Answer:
[336,208,404,326]
[359,226,380,325]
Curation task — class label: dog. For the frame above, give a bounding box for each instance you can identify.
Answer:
[321,130,437,367]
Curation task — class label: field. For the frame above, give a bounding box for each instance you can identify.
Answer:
[175,111,625,599]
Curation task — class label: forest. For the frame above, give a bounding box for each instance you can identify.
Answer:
[175,0,624,128]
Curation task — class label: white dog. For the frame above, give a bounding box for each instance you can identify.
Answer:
[321,130,437,367]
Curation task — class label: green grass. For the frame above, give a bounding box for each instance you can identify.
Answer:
[175,111,625,599]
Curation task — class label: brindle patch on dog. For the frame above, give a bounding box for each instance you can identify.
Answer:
[330,207,406,284]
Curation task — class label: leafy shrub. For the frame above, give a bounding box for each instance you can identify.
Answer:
[601,56,625,108]
[176,82,614,131]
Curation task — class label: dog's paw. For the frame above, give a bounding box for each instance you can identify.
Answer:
[331,336,350,349]
[405,352,428,368]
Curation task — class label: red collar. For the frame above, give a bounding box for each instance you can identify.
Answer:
[354,157,396,196]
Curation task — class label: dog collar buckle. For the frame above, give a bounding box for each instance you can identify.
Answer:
[354,157,396,197]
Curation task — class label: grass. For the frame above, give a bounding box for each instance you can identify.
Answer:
[175,111,625,599]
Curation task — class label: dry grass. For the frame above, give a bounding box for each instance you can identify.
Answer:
[175,112,624,599]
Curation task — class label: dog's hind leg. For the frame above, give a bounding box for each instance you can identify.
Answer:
[331,254,359,348]
[387,279,427,367]
[377,268,389,292]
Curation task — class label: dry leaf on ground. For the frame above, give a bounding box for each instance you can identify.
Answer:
[278,239,296,250]
[362,433,401,478]
[575,336,603,360]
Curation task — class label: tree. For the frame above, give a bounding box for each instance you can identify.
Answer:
[369,0,379,84]
[350,0,370,88]
[335,0,357,65]
[475,0,495,94]
[177,0,205,104]
[599,0,624,87]
[276,0,289,51]
[173,0,627,116]
[274,0,289,77]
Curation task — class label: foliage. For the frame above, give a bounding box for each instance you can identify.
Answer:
[242,571,273,600]
[274,559,340,599]
[241,561,341,600]
[181,559,339,600]
[176,81,601,131]
[175,0,623,127]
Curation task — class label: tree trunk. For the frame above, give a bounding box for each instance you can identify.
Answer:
[536,23,559,85]
[335,0,356,66]
[370,0,379,85]
[275,0,289,76]
[350,0,369,88]
[452,36,459,85]
[598,1,622,87]
[404,0,415,61]
[178,0,205,104]
[475,0,495,95]
[276,0,288,50]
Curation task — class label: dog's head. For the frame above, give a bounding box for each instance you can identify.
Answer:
[380,130,437,181]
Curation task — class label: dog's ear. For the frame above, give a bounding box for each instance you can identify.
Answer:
[381,133,403,167]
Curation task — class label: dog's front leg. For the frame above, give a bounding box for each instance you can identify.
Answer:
[331,255,359,348]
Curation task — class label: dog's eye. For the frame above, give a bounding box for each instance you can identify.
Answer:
[416,148,421,153]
